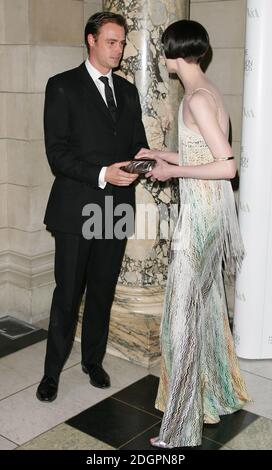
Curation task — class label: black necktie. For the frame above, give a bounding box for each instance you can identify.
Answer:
[99,76,117,122]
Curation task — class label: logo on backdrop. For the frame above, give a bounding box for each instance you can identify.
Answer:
[235,290,246,302]
[247,7,260,19]
[244,49,254,73]
[243,107,255,119]
[240,147,249,170]
[239,201,250,213]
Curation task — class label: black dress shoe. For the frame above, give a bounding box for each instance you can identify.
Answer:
[36,375,58,402]
[82,364,111,389]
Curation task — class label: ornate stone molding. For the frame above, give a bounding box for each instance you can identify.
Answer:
[0,251,54,288]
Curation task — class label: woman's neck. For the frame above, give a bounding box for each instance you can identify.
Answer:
[176,61,206,95]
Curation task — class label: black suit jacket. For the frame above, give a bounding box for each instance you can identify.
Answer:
[43,62,148,234]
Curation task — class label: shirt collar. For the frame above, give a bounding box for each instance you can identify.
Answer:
[85,59,113,86]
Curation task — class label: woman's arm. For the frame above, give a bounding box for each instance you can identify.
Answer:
[136,148,179,165]
[147,91,236,181]
[169,159,235,180]
[145,158,235,182]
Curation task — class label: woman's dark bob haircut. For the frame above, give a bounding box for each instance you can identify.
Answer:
[162,20,210,64]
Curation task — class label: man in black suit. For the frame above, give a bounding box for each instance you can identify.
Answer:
[36,12,148,402]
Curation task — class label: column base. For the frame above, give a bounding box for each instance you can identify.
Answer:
[76,284,164,368]
[107,284,163,367]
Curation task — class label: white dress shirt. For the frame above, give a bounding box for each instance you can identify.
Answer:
[85,59,117,189]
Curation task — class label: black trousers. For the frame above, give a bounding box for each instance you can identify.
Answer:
[44,232,126,380]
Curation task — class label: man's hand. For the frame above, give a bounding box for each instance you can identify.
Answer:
[105,161,138,186]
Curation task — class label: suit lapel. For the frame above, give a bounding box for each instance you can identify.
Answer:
[77,63,114,125]
[112,73,125,121]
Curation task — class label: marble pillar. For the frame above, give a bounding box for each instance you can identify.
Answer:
[103,0,189,366]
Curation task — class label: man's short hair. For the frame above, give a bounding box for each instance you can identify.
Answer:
[85,11,128,54]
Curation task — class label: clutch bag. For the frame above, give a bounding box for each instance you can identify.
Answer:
[121,159,156,174]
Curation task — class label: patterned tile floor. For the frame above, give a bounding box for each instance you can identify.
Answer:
[0,317,272,451]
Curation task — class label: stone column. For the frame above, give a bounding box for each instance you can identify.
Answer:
[103,0,189,366]
[0,0,84,323]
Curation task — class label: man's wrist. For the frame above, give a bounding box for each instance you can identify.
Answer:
[98,166,107,188]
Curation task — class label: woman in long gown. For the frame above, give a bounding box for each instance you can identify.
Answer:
[137,20,250,448]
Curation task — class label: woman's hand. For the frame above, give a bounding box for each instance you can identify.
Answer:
[135,148,164,161]
[146,159,174,182]
[135,148,180,166]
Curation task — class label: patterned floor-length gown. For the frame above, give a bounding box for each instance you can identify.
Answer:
[155,89,250,448]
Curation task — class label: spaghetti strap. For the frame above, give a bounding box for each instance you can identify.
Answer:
[189,88,221,119]
[190,87,217,103]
